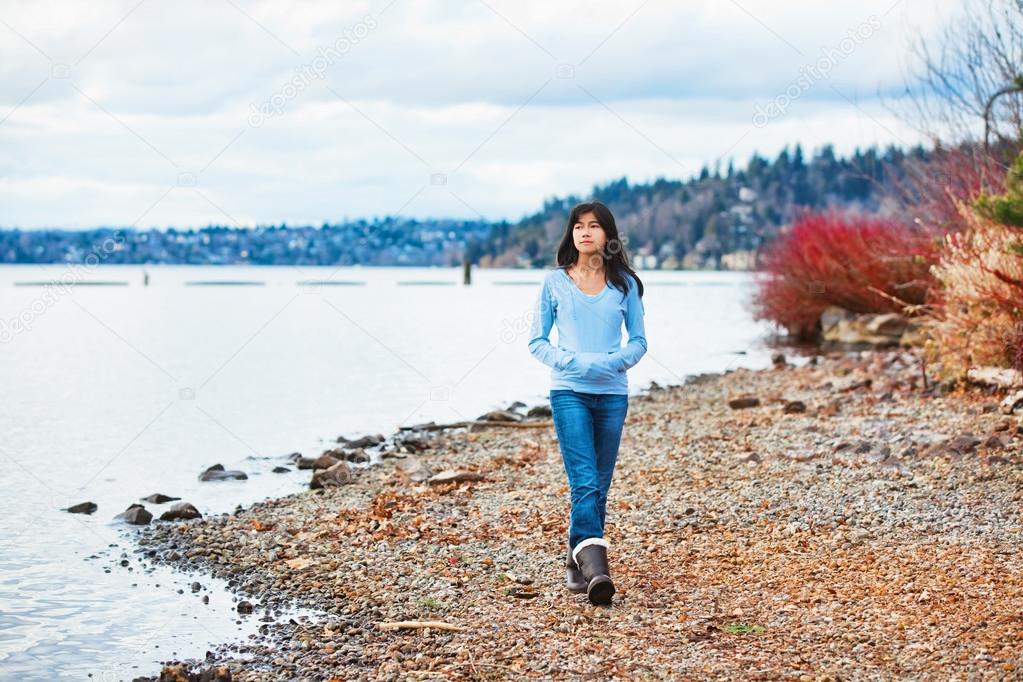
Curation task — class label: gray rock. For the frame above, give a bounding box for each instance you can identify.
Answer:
[336,433,385,448]
[160,502,202,521]
[343,448,370,464]
[394,434,433,453]
[864,313,910,337]
[310,460,353,489]
[312,454,342,470]
[527,404,552,418]
[427,469,486,485]
[820,306,906,349]
[983,433,1009,449]
[728,397,760,409]
[141,493,180,504]
[399,456,433,483]
[306,448,367,467]
[476,409,522,422]
[199,464,248,481]
[1001,389,1023,415]
[831,376,873,392]
[783,400,806,414]
[64,501,97,515]
[115,504,152,525]
[504,572,533,584]
[947,433,982,455]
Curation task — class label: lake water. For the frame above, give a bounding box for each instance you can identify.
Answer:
[0,264,785,680]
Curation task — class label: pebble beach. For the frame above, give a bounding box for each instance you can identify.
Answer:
[134,349,1023,681]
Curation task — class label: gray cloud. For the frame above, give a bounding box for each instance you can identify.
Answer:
[0,0,951,228]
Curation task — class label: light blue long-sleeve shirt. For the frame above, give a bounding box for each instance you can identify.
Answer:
[527,266,647,394]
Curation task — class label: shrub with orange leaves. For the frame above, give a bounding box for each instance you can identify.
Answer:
[753,210,941,340]
[925,151,1023,378]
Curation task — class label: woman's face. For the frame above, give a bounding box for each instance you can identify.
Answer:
[573,211,607,265]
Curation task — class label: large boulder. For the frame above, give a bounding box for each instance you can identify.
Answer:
[819,306,916,349]
[312,453,342,469]
[310,460,353,489]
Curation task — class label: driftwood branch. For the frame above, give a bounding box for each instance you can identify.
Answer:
[469,420,553,431]
[376,620,467,632]
[400,419,551,432]
[966,366,1023,389]
[864,285,929,315]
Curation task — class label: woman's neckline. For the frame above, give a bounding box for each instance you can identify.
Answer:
[560,267,610,299]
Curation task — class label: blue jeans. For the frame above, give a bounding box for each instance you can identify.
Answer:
[549,389,629,553]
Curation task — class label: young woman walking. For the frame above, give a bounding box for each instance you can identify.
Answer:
[527,200,647,605]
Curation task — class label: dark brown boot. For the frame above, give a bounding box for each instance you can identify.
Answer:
[572,538,615,605]
[565,548,586,593]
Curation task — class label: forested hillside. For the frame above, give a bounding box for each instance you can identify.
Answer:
[480,142,930,269]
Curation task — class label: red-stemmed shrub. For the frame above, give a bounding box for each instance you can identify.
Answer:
[752,209,941,340]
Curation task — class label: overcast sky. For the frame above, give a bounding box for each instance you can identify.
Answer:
[0,0,956,229]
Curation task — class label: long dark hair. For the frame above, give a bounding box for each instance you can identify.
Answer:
[556,200,644,299]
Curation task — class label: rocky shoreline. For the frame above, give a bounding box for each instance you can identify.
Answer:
[132,349,1023,681]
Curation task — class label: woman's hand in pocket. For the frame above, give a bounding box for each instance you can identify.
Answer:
[565,351,620,381]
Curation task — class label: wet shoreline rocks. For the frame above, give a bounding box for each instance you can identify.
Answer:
[160,502,202,522]
[199,464,249,482]
[63,501,97,515]
[114,503,152,525]
[133,349,1023,681]
[142,493,181,504]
